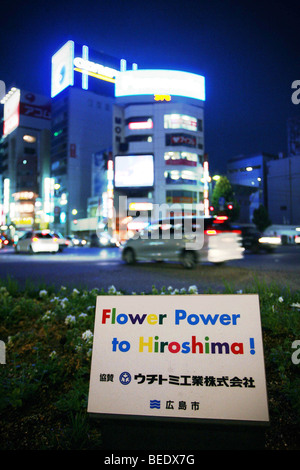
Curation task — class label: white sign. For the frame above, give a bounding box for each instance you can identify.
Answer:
[115,69,205,101]
[88,294,269,424]
[3,88,20,136]
[73,57,118,82]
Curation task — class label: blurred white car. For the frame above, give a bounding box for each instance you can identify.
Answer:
[67,235,87,246]
[122,216,244,269]
[50,231,71,251]
[14,231,59,254]
[91,231,119,247]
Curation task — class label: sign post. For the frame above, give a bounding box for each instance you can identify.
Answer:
[88,294,269,448]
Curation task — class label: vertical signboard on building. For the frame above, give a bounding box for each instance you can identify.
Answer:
[3,88,20,136]
[88,294,269,424]
[51,40,74,98]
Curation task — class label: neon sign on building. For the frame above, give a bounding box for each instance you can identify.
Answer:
[51,41,123,98]
[115,69,205,101]
[51,41,205,102]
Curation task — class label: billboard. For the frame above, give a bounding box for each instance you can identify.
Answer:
[3,88,20,136]
[19,92,51,121]
[51,41,123,97]
[115,69,205,101]
[114,155,154,188]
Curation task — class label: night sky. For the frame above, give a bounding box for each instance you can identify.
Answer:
[0,0,299,174]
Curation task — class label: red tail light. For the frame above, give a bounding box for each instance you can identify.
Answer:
[3,239,9,245]
[215,215,228,222]
[205,229,218,235]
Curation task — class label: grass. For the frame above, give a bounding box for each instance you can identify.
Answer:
[0,277,299,450]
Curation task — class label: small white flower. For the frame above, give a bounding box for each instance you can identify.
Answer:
[60,297,69,308]
[188,285,198,294]
[39,289,48,297]
[42,310,54,321]
[108,285,117,294]
[236,289,243,294]
[65,314,76,325]
[82,329,93,342]
[79,312,87,318]
[290,302,300,309]
[49,350,57,359]
[72,288,80,295]
[180,288,187,294]
[278,296,284,303]
[171,289,179,295]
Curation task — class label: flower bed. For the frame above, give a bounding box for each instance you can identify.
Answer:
[0,279,299,450]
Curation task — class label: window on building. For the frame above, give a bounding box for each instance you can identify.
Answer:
[166,190,198,204]
[164,114,199,131]
[126,135,153,142]
[164,169,197,185]
[164,151,198,166]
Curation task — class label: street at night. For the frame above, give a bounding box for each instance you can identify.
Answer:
[0,0,299,454]
[0,244,299,293]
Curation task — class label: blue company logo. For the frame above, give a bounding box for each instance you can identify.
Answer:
[150,400,161,409]
[119,371,131,385]
[59,65,66,84]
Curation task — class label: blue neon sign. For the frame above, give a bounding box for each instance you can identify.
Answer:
[51,41,74,98]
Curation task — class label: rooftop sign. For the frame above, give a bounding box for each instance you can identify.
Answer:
[115,69,205,101]
[51,41,205,102]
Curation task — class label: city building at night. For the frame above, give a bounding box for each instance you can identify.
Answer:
[113,70,206,237]
[226,152,277,223]
[0,87,51,231]
[267,154,300,225]
[50,40,206,238]
[265,118,300,226]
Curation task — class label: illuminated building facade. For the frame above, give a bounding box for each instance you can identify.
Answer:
[50,40,206,237]
[50,41,137,234]
[113,90,206,234]
[0,88,51,229]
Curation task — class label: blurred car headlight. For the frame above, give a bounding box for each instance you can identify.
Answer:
[258,236,281,245]
[100,237,109,245]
